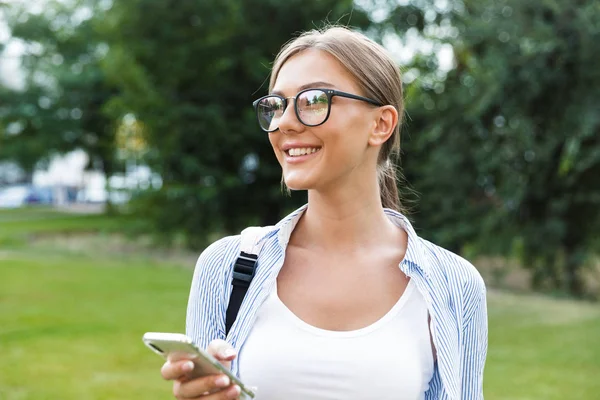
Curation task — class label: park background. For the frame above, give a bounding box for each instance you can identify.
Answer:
[1,0,599,398]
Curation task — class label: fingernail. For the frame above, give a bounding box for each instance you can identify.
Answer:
[215,375,230,387]
[230,385,241,395]
[222,348,236,358]
[182,361,194,372]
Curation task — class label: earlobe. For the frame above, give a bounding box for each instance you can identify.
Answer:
[368,105,398,147]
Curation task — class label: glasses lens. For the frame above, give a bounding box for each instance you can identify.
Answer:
[297,90,329,126]
[257,96,284,131]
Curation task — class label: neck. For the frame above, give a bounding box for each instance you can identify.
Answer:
[294,176,398,252]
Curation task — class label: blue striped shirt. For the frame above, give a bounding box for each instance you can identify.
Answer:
[186,205,488,399]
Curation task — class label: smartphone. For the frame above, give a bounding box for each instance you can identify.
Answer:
[142,332,255,399]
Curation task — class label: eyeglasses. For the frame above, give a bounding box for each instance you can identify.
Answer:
[252,88,383,132]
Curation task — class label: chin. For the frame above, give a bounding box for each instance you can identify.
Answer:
[282,175,317,191]
[283,181,311,191]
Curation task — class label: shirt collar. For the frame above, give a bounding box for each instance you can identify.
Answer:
[259,204,430,279]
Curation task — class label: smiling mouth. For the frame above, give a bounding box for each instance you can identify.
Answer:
[285,147,322,157]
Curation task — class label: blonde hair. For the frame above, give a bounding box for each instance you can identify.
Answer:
[270,26,405,212]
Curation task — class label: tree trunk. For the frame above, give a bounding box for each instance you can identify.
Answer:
[100,156,117,215]
[564,246,586,298]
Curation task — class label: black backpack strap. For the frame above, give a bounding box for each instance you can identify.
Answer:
[225,252,258,335]
[224,226,272,336]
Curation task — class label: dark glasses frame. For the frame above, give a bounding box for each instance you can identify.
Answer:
[252,88,384,132]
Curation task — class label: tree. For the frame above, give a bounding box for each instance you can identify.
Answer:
[101,0,372,246]
[390,0,600,296]
[0,1,120,188]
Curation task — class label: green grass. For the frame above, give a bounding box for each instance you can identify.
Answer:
[1,208,599,399]
[486,291,600,399]
[0,207,126,247]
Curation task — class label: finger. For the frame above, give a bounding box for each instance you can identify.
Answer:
[174,374,240,399]
[161,359,195,380]
[206,340,237,367]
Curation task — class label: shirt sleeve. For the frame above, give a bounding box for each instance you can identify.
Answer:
[461,278,488,399]
[185,236,239,350]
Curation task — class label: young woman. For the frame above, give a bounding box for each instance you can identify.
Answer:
[161,26,487,400]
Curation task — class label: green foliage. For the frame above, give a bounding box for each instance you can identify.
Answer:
[100,0,371,246]
[395,0,600,296]
[1,0,598,296]
[0,1,120,177]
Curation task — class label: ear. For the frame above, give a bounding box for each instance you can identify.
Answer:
[368,105,398,147]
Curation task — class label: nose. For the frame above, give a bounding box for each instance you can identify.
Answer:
[277,98,304,134]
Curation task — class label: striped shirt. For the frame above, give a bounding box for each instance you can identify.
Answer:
[186,204,488,399]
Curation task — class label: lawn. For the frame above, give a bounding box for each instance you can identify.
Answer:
[1,208,599,399]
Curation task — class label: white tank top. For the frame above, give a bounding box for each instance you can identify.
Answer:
[238,279,434,400]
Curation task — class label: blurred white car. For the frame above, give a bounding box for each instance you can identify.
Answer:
[76,185,130,204]
[0,185,53,208]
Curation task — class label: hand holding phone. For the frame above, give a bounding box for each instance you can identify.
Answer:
[144,332,255,399]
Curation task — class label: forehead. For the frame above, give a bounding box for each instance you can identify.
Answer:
[272,49,360,95]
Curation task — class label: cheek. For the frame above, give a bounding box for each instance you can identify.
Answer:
[327,137,365,169]
[324,114,371,159]
[268,134,283,164]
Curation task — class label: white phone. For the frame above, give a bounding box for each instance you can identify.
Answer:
[142,332,255,399]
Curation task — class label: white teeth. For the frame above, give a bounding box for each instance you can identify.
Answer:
[287,147,320,157]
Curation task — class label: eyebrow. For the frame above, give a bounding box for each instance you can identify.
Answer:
[271,81,337,96]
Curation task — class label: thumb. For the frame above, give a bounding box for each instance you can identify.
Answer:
[206,339,236,369]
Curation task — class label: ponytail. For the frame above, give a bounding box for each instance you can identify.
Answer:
[378,160,405,213]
